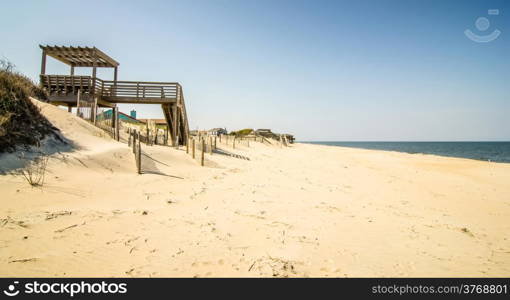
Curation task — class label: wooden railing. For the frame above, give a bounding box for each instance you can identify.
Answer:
[40,75,180,102]
[40,75,93,95]
[96,79,179,102]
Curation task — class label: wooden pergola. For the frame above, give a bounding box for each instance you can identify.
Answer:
[40,45,119,80]
[39,45,189,146]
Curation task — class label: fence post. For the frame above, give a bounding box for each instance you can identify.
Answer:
[201,138,205,166]
[209,136,213,155]
[128,128,132,146]
[76,89,81,117]
[186,138,189,154]
[192,138,195,159]
[132,130,137,153]
[233,137,236,149]
[137,143,142,174]
[113,107,119,141]
[146,127,150,146]
[214,137,217,150]
[93,96,98,125]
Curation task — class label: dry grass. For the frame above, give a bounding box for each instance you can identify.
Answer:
[0,59,56,152]
[17,152,49,187]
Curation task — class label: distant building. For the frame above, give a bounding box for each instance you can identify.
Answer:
[255,129,295,143]
[282,134,295,144]
[98,109,142,124]
[208,128,227,136]
[130,110,137,119]
[255,129,273,136]
[138,119,168,126]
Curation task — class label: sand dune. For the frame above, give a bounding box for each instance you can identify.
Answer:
[0,99,509,277]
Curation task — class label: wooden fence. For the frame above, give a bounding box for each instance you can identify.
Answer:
[127,128,142,174]
[184,133,286,167]
[136,127,169,147]
[75,90,120,141]
[186,135,217,166]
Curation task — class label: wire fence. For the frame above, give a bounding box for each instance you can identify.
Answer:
[184,134,278,166]
[72,94,291,172]
[76,99,94,122]
[95,107,118,139]
[127,128,142,174]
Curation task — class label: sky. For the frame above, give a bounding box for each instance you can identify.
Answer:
[1,0,509,141]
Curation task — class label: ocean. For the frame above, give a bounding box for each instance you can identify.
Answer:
[301,141,510,163]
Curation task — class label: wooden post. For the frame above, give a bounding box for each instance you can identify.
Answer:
[146,126,150,146]
[40,50,46,75]
[114,107,120,141]
[186,137,189,154]
[214,137,217,150]
[192,138,195,159]
[112,106,117,131]
[76,89,81,116]
[128,128,132,146]
[172,104,178,146]
[137,143,142,174]
[92,49,97,79]
[233,137,236,149]
[92,97,98,124]
[132,131,136,153]
[67,105,72,113]
[201,138,205,166]
[209,137,213,155]
[70,65,75,76]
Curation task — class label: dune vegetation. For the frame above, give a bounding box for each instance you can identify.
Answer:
[0,60,57,152]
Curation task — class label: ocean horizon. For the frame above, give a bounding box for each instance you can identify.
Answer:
[300,141,510,163]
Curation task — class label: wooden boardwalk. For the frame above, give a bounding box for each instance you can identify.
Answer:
[39,45,189,145]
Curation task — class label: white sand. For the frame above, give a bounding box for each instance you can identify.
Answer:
[0,98,509,277]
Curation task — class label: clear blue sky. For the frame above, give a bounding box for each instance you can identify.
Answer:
[1,0,509,141]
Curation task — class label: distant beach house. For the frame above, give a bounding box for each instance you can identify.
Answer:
[255,128,295,143]
[138,119,168,126]
[255,129,273,136]
[98,109,143,124]
[208,128,227,136]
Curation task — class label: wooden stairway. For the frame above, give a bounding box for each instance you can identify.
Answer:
[162,85,189,146]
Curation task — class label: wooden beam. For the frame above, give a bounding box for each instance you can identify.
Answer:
[100,96,177,104]
[40,45,119,68]
[40,50,46,75]
[92,48,97,79]
[172,103,178,146]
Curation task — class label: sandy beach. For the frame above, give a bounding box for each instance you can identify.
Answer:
[0,99,509,277]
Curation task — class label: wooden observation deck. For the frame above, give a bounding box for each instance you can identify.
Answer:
[39,45,189,145]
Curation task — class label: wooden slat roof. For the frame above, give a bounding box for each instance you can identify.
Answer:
[40,45,119,68]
